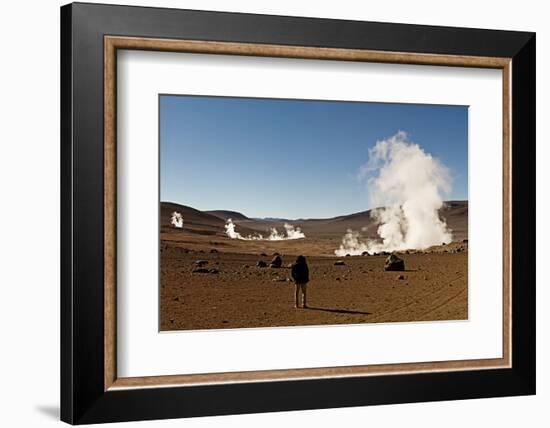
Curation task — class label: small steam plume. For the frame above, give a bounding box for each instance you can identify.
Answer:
[225,219,264,240]
[335,131,453,256]
[171,211,183,228]
[267,223,306,240]
[225,219,306,241]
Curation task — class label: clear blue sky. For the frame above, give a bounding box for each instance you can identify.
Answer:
[160,95,468,219]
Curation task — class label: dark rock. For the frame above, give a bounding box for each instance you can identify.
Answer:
[462,239,468,243]
[210,248,218,253]
[345,253,351,257]
[334,260,345,266]
[272,252,280,256]
[362,251,369,256]
[397,274,405,280]
[384,254,405,271]
[270,255,282,268]
[195,260,208,266]
[256,260,267,268]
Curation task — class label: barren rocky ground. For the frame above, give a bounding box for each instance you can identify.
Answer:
[160,239,468,331]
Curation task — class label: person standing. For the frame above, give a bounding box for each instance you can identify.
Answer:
[291,255,310,309]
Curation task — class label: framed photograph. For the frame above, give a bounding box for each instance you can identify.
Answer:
[61,2,535,424]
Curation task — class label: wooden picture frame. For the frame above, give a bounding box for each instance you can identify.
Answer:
[61,2,535,424]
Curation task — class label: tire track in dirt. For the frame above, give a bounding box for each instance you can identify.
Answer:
[369,275,465,322]
[415,275,467,319]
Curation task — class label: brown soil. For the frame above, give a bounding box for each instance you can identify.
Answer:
[160,235,468,331]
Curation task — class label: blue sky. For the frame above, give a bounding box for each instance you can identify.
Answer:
[160,95,468,219]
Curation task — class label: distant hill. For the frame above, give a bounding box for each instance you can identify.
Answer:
[252,217,291,222]
[161,202,259,236]
[206,210,249,221]
[161,200,468,241]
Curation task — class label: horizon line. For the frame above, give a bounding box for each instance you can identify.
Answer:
[161,199,468,222]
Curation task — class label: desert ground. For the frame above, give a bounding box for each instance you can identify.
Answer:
[159,201,468,331]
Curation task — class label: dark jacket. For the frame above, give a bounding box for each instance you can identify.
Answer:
[291,255,309,284]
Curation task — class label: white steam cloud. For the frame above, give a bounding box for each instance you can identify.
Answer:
[171,211,183,228]
[267,223,306,240]
[335,131,453,256]
[225,219,305,241]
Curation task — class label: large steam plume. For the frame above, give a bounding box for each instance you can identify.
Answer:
[335,131,453,256]
[225,219,305,241]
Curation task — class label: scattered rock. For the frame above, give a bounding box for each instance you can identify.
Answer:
[272,252,280,256]
[195,260,208,266]
[362,251,369,256]
[384,254,405,271]
[334,260,345,266]
[462,239,468,243]
[272,277,287,282]
[260,252,268,257]
[210,248,218,253]
[336,277,341,281]
[243,264,250,268]
[256,260,267,268]
[173,297,180,302]
[270,255,282,268]
[397,274,405,280]
[208,268,219,274]
[345,253,351,257]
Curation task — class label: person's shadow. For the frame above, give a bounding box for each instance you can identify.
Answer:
[306,306,371,316]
